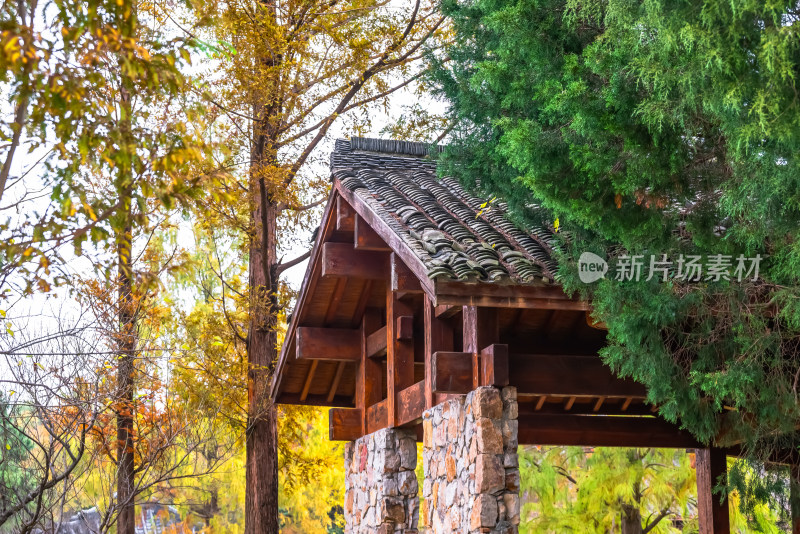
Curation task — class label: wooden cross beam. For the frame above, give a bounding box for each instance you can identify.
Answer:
[518,414,701,448]
[430,351,647,399]
[321,242,388,279]
[508,353,647,398]
[296,327,360,361]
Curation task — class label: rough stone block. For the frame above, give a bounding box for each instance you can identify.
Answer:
[475,417,503,454]
[471,387,503,419]
[501,419,518,449]
[445,452,457,482]
[469,494,498,529]
[501,386,517,403]
[503,493,520,520]
[383,497,406,524]
[423,417,433,448]
[398,470,417,495]
[505,469,520,493]
[475,454,505,494]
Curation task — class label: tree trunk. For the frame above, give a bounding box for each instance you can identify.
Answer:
[116,213,135,534]
[116,5,136,529]
[244,151,280,533]
[621,503,643,534]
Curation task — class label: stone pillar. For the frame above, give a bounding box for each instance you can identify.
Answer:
[421,386,520,534]
[344,427,419,534]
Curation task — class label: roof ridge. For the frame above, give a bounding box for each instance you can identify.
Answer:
[348,136,445,157]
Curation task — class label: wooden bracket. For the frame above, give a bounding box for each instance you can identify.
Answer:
[329,408,362,441]
[480,344,509,387]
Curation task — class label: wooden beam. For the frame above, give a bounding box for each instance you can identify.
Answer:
[425,295,454,409]
[463,307,498,389]
[435,280,589,310]
[321,242,389,280]
[535,396,547,410]
[435,304,460,319]
[366,398,389,434]
[327,362,347,403]
[296,327,360,362]
[564,396,576,411]
[391,253,423,294]
[336,196,355,232]
[366,325,387,358]
[387,291,414,426]
[355,215,390,251]
[432,351,472,394]
[276,393,355,407]
[299,360,319,402]
[518,414,702,448]
[696,448,730,534]
[329,408,362,441]
[480,344,509,387]
[508,353,647,398]
[437,294,591,311]
[396,316,414,341]
[396,380,425,427]
[357,312,383,436]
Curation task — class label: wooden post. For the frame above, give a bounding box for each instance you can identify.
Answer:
[462,306,498,389]
[424,296,453,409]
[387,291,414,427]
[358,311,382,436]
[696,448,730,534]
[791,463,800,534]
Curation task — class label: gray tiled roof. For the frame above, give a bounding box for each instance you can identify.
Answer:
[331,138,558,284]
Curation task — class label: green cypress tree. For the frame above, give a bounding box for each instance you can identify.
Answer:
[433,0,800,513]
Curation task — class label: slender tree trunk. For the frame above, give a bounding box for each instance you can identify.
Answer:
[116,4,137,530]
[116,212,135,534]
[245,1,283,528]
[621,503,643,534]
[245,145,280,534]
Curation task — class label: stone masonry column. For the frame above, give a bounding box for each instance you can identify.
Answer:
[344,428,419,534]
[421,386,520,534]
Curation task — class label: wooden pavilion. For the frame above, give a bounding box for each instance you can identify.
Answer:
[271,138,731,533]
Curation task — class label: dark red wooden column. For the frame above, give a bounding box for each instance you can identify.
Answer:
[358,312,383,436]
[696,448,730,534]
[462,306,498,389]
[387,290,414,427]
[423,296,454,409]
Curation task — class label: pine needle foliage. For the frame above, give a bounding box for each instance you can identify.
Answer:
[432,0,800,512]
